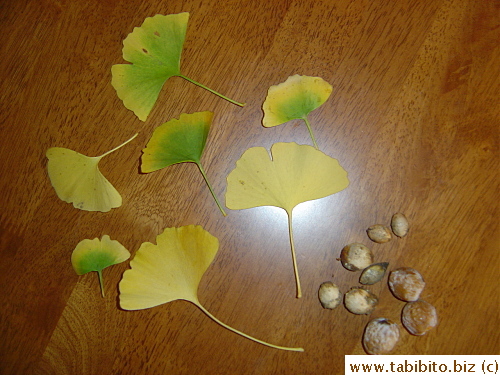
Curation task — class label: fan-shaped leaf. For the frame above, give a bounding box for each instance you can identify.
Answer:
[72,235,130,297]
[119,225,303,351]
[112,13,244,121]
[119,225,218,308]
[46,134,137,212]
[141,112,226,216]
[141,111,210,171]
[225,142,349,297]
[262,75,332,149]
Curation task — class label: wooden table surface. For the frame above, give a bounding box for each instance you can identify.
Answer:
[1,0,498,373]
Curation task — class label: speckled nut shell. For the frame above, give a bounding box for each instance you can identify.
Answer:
[391,213,409,238]
[388,267,426,302]
[363,318,400,355]
[318,281,342,309]
[340,243,373,271]
[366,224,392,243]
[344,287,379,315]
[402,300,438,335]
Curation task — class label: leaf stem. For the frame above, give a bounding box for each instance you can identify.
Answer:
[197,163,227,216]
[179,75,245,107]
[97,270,105,298]
[287,211,302,299]
[196,303,304,352]
[302,117,319,150]
[99,133,139,158]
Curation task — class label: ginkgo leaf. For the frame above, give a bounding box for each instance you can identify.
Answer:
[225,142,349,298]
[262,75,332,149]
[141,111,226,216]
[111,13,244,121]
[119,225,303,351]
[46,134,137,212]
[72,235,130,297]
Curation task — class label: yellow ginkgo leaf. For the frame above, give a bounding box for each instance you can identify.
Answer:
[46,134,137,212]
[119,225,303,352]
[262,75,332,149]
[225,142,349,298]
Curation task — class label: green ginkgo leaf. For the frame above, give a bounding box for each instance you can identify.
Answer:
[225,142,349,298]
[141,111,226,216]
[119,225,303,351]
[72,235,130,297]
[262,75,332,149]
[112,13,245,121]
[46,134,138,212]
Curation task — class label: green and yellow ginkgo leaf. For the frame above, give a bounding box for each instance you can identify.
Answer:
[46,134,138,212]
[119,225,303,352]
[72,235,130,297]
[141,111,226,216]
[225,142,349,298]
[262,75,332,149]
[112,13,245,121]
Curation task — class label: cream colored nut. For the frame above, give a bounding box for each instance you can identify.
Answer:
[388,267,425,301]
[367,224,392,243]
[340,243,373,271]
[318,281,342,309]
[344,287,378,315]
[363,318,400,355]
[402,300,438,335]
[360,262,389,285]
[391,213,409,238]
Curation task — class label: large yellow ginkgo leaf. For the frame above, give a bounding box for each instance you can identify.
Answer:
[46,134,137,212]
[119,225,218,308]
[119,225,303,351]
[225,142,349,298]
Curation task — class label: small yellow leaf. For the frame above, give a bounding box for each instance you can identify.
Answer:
[46,134,137,212]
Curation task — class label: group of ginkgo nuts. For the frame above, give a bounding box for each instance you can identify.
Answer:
[318,213,438,355]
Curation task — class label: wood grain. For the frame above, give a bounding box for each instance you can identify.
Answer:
[0,0,498,373]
